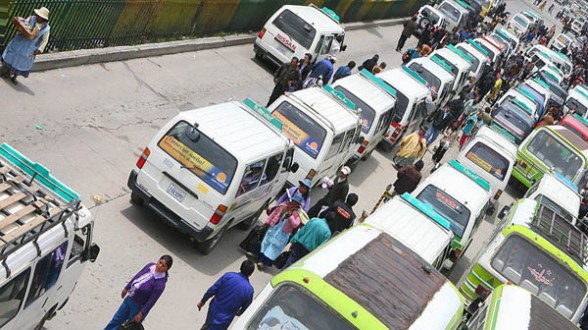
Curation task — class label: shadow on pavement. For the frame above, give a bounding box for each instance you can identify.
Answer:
[1,77,35,96]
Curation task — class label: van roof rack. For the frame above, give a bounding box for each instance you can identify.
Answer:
[0,145,81,263]
[530,203,588,266]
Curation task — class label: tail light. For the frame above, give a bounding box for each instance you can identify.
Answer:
[258,28,266,39]
[390,127,403,143]
[357,140,369,154]
[136,147,151,169]
[210,204,228,225]
[306,169,317,180]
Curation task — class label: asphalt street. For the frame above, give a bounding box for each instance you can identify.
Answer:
[0,0,562,328]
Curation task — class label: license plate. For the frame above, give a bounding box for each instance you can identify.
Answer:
[167,183,186,203]
[277,43,289,56]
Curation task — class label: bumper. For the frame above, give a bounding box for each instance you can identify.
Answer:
[254,43,285,67]
[127,170,214,242]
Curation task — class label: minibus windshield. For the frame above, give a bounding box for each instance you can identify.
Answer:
[272,9,317,50]
[439,3,460,23]
[273,101,327,159]
[456,45,481,74]
[566,97,588,116]
[334,86,376,134]
[158,121,237,194]
[247,284,355,330]
[465,142,510,181]
[417,185,471,238]
[526,130,584,181]
[407,63,442,96]
[491,235,586,314]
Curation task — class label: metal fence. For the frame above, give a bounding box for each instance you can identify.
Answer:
[0,0,426,52]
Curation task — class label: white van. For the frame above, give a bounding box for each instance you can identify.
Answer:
[551,33,573,53]
[407,57,456,107]
[366,193,453,270]
[455,42,491,83]
[496,88,540,122]
[268,85,362,187]
[378,66,431,151]
[437,0,469,31]
[430,47,472,95]
[507,13,532,39]
[524,173,581,222]
[526,45,573,78]
[254,5,346,66]
[128,99,298,254]
[456,126,517,205]
[566,87,588,117]
[233,224,465,330]
[571,20,583,37]
[470,39,501,67]
[412,160,494,271]
[492,28,520,54]
[414,5,447,37]
[331,70,396,167]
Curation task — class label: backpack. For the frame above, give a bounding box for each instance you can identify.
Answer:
[402,50,413,63]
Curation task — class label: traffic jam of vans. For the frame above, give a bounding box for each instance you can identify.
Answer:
[15,1,588,329]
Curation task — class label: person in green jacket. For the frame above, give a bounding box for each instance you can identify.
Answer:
[282,212,335,269]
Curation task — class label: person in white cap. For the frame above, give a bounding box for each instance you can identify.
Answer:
[1,7,50,85]
[307,166,351,218]
[307,55,336,86]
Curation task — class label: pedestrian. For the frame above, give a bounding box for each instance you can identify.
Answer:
[459,112,479,149]
[425,106,454,145]
[267,57,301,106]
[332,60,355,83]
[275,178,312,212]
[307,166,351,218]
[1,7,50,85]
[298,53,313,89]
[394,127,427,168]
[487,73,502,104]
[282,212,335,268]
[257,194,304,269]
[358,54,379,73]
[319,193,359,234]
[397,16,417,51]
[525,29,536,46]
[432,122,460,168]
[372,61,386,74]
[535,114,555,128]
[480,107,493,126]
[197,260,255,330]
[418,24,432,47]
[393,160,424,195]
[420,43,432,56]
[539,0,547,11]
[308,55,336,86]
[548,3,555,14]
[402,46,421,63]
[104,255,173,330]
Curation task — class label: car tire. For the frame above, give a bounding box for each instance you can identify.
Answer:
[197,225,227,255]
[419,17,431,29]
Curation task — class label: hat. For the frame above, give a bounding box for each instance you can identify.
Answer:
[291,194,304,205]
[340,166,351,176]
[299,178,312,190]
[328,55,337,63]
[34,7,49,20]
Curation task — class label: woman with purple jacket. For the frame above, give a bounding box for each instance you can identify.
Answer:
[104,255,173,329]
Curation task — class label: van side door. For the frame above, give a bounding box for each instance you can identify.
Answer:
[335,127,360,168]
[406,100,427,136]
[314,34,333,62]
[0,268,31,330]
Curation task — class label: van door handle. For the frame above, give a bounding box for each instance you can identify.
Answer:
[162,172,199,200]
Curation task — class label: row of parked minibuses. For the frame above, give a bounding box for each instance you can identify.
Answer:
[124,3,588,329]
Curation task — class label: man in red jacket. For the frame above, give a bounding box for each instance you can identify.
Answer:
[393,160,424,195]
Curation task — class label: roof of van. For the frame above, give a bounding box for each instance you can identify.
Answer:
[431,47,471,70]
[530,173,580,212]
[492,285,579,330]
[366,195,452,263]
[502,89,538,115]
[456,42,489,61]
[279,5,343,33]
[283,87,361,132]
[180,101,289,161]
[287,224,462,329]
[473,126,518,157]
[409,57,456,83]
[421,163,492,211]
[378,68,430,99]
[332,74,396,114]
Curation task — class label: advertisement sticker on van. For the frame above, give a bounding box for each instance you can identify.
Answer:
[273,112,322,157]
[465,146,507,180]
[159,135,231,192]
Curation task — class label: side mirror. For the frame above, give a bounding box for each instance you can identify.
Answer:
[290,162,299,173]
[84,243,100,263]
[341,44,347,52]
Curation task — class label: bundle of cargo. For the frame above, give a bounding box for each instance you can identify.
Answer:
[11,17,38,40]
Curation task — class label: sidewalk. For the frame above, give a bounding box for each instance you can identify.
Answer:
[33,17,408,72]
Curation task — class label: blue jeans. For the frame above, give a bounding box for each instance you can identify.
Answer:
[258,254,274,267]
[282,243,310,269]
[425,127,441,146]
[104,297,142,330]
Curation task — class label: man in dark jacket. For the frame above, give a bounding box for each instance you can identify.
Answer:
[319,193,358,234]
[397,17,417,51]
[308,166,351,218]
[332,61,356,83]
[266,57,300,106]
[393,160,424,195]
[425,106,454,145]
[358,54,379,73]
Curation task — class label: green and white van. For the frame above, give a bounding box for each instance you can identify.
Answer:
[233,224,465,329]
[412,160,494,271]
[459,198,588,322]
[366,193,453,270]
[462,284,579,330]
[512,125,588,188]
[331,69,396,167]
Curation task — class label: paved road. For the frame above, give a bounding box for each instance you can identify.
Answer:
[0,0,561,329]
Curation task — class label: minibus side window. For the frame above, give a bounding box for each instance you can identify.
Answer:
[339,129,355,154]
[319,35,333,55]
[281,148,294,173]
[264,153,283,183]
[237,160,268,196]
[26,242,68,307]
[0,268,30,327]
[326,133,344,160]
[376,110,392,134]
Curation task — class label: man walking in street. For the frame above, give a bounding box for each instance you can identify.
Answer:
[267,57,300,106]
[308,55,336,86]
[393,127,427,168]
[319,193,358,234]
[307,166,351,218]
[197,260,255,330]
[393,160,424,195]
[396,16,417,52]
[425,106,454,145]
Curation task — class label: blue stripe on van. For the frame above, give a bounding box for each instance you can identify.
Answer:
[360,69,397,96]
[401,193,451,230]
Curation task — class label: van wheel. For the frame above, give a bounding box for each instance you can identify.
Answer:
[130,191,143,205]
[197,226,227,255]
[238,203,267,230]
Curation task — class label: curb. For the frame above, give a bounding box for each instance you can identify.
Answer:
[33,17,408,72]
